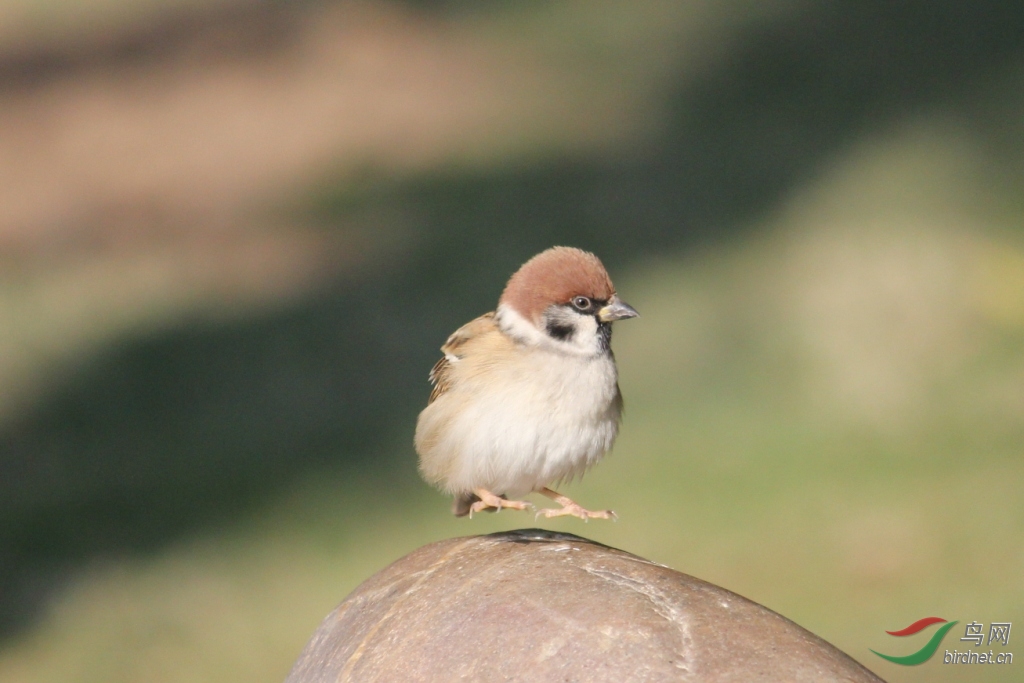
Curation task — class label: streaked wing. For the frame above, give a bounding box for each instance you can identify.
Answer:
[427,312,496,404]
[427,356,453,404]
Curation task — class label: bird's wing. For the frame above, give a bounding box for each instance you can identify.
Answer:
[427,312,497,404]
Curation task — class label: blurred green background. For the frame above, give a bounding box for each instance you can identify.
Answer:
[0,1,1022,681]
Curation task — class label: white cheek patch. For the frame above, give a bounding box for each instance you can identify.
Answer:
[543,306,579,342]
[567,314,601,353]
[495,304,548,346]
[496,304,603,357]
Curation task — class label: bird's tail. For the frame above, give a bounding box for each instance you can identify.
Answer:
[452,492,479,517]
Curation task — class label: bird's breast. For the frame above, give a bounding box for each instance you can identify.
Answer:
[504,350,620,422]
[417,347,622,495]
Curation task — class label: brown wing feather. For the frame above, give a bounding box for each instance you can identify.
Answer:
[426,312,496,404]
[427,356,452,404]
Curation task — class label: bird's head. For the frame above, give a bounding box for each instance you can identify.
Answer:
[497,246,638,356]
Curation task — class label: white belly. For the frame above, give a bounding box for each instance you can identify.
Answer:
[421,350,621,497]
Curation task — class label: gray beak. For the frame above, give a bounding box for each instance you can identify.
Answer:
[597,295,639,323]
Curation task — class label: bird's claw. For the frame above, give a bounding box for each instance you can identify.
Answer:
[469,496,532,517]
[535,503,617,522]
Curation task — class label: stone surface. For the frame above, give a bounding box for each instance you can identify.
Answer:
[286,529,885,682]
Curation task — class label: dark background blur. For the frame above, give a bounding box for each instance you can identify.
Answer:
[0,2,1021,681]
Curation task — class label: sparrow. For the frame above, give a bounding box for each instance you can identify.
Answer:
[415,246,638,520]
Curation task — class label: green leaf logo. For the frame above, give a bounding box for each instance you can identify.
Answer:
[871,618,958,666]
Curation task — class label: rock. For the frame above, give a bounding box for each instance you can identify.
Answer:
[286,529,884,682]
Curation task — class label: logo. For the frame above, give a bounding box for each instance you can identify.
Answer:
[871,617,958,665]
[871,617,1013,666]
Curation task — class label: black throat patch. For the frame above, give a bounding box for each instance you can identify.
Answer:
[597,321,612,351]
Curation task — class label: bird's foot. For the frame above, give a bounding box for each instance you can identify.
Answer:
[468,488,533,518]
[535,503,617,522]
[535,487,616,522]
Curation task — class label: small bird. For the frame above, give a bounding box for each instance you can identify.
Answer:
[415,246,638,520]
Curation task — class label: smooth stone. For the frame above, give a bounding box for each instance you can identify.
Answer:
[286,529,885,682]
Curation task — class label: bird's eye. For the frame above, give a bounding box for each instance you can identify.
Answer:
[571,296,592,311]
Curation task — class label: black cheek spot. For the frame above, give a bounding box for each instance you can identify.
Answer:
[546,320,575,342]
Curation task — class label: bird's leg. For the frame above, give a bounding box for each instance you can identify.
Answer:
[535,487,616,521]
[468,488,533,517]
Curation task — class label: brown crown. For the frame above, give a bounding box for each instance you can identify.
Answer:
[499,246,615,323]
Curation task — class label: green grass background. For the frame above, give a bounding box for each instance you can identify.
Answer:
[0,2,1022,682]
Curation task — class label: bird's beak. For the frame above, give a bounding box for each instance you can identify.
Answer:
[597,295,639,323]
